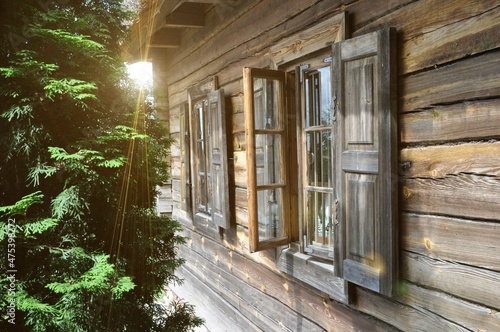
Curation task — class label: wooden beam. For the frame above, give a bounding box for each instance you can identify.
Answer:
[165,11,205,28]
[149,29,181,48]
[401,213,500,272]
[175,0,236,8]
[402,251,500,311]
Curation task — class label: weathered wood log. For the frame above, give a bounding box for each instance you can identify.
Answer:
[398,282,500,332]
[171,266,260,331]
[353,0,500,74]
[400,99,500,144]
[179,245,326,331]
[402,50,500,113]
[400,142,500,178]
[401,213,500,271]
[402,173,500,221]
[178,226,397,331]
[353,285,468,332]
[402,251,500,311]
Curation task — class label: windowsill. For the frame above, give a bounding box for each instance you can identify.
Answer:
[276,248,349,304]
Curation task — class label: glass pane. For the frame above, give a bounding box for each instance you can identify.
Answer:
[255,134,282,186]
[305,66,332,128]
[197,102,206,174]
[303,65,334,256]
[253,77,281,130]
[257,188,284,241]
[195,100,209,214]
[306,190,333,247]
[306,130,332,187]
[210,100,220,149]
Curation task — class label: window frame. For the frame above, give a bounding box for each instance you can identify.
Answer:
[188,77,217,224]
[187,76,231,229]
[244,12,352,302]
[244,12,399,299]
[297,53,336,261]
[243,68,292,252]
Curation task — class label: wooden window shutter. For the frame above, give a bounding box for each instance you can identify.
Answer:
[207,89,230,229]
[332,28,398,296]
[179,102,191,212]
[243,67,291,252]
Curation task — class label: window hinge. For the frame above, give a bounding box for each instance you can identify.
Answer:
[332,95,337,122]
[333,199,339,225]
[304,247,314,254]
[299,63,310,82]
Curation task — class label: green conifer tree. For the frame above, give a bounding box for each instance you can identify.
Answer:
[0,0,203,330]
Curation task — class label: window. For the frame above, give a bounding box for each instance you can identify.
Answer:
[186,77,230,229]
[301,58,335,260]
[244,27,398,297]
[243,68,292,252]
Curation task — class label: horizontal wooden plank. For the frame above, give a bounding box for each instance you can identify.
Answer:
[400,99,500,144]
[270,12,345,66]
[353,0,500,74]
[401,213,500,271]
[401,6,500,74]
[165,0,322,84]
[164,2,354,104]
[276,249,349,303]
[179,245,325,331]
[402,50,500,113]
[353,285,467,332]
[170,159,181,178]
[402,251,500,311]
[233,150,247,187]
[402,173,500,221]
[179,226,396,331]
[399,282,500,332]
[400,141,500,178]
[171,266,257,331]
[162,0,260,77]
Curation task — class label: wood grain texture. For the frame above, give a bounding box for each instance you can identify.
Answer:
[179,246,325,332]
[402,173,500,221]
[353,285,468,332]
[400,99,500,144]
[401,213,500,272]
[178,226,397,331]
[398,282,500,332]
[402,251,500,310]
[158,0,500,330]
[400,142,500,178]
[402,50,500,113]
[401,6,500,74]
[171,266,259,332]
[276,249,349,303]
[353,0,500,74]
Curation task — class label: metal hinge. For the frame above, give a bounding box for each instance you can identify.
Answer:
[304,247,314,254]
[332,95,337,122]
[333,199,339,225]
[299,63,310,82]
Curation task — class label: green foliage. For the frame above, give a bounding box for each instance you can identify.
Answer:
[0,191,44,218]
[51,186,88,221]
[0,0,202,330]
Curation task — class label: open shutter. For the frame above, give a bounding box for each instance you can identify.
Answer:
[179,102,191,212]
[332,28,398,296]
[208,89,230,229]
[244,67,291,252]
[188,76,217,220]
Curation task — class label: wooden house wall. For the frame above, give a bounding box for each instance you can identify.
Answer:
[154,0,500,330]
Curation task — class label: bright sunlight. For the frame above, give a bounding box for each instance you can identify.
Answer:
[126,61,152,88]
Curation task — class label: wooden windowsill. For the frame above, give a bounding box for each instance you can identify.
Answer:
[276,248,350,304]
